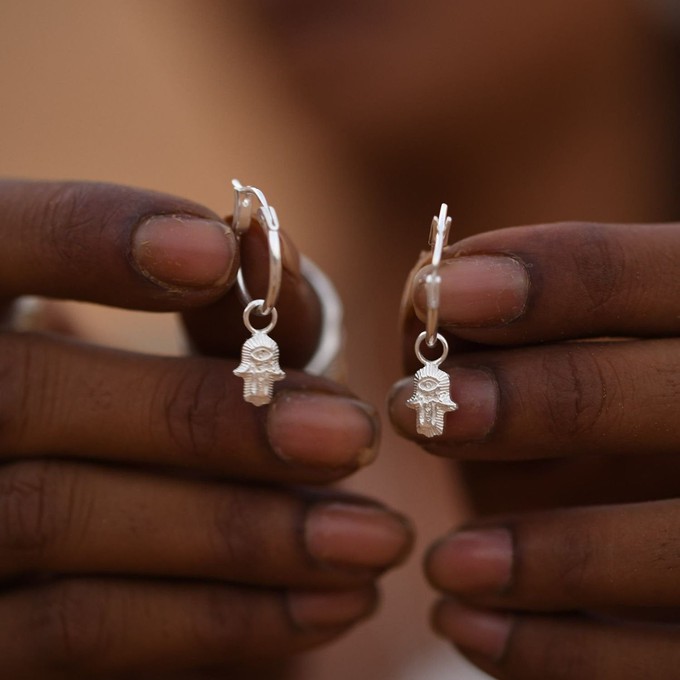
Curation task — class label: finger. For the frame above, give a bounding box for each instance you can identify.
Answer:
[0,179,240,309]
[407,222,680,349]
[0,578,378,677]
[0,333,377,481]
[433,600,680,680]
[1,180,326,371]
[389,338,680,460]
[427,499,680,611]
[0,298,81,336]
[183,224,323,369]
[399,251,484,371]
[0,461,412,587]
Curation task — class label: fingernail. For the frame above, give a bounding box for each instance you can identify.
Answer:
[414,255,529,327]
[305,503,413,570]
[287,588,377,631]
[434,600,511,662]
[389,367,498,443]
[133,215,236,289]
[428,528,513,594]
[267,392,379,468]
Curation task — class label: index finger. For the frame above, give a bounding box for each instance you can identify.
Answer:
[2,179,326,369]
[408,222,680,351]
[0,179,239,309]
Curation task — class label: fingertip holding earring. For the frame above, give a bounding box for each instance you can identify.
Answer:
[227,179,347,401]
[407,204,458,437]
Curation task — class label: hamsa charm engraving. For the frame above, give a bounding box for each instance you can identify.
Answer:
[233,329,285,406]
[406,360,458,437]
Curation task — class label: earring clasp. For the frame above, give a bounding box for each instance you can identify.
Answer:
[423,203,452,347]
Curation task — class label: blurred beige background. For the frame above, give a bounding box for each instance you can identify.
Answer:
[0,0,351,353]
[0,2,479,678]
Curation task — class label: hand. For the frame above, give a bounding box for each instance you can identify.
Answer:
[426,499,680,680]
[0,180,413,678]
[389,222,680,679]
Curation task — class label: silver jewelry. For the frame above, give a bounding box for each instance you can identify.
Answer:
[299,255,344,379]
[231,180,286,406]
[234,299,285,406]
[180,182,344,382]
[407,204,458,437]
[3,296,47,331]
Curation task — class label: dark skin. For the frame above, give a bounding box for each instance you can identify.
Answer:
[388,221,680,678]
[5,3,680,677]
[0,180,413,679]
[243,0,680,676]
[6,184,680,678]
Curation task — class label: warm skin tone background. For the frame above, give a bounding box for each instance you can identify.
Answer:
[2,0,680,678]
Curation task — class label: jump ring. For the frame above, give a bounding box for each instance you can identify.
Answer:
[414,330,448,367]
[243,299,278,335]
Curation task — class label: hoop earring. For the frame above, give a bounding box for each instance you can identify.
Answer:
[406,204,458,437]
[231,179,285,406]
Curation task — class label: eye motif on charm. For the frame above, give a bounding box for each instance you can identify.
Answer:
[234,327,285,406]
[407,360,458,437]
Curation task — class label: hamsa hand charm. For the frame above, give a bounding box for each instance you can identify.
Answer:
[234,301,285,406]
[407,360,458,437]
[407,331,457,437]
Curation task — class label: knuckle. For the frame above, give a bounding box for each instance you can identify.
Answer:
[535,631,590,680]
[160,362,231,463]
[194,588,257,660]
[564,222,629,312]
[0,461,67,564]
[535,347,609,439]
[40,182,103,273]
[653,536,680,572]
[509,619,589,680]
[32,580,111,672]
[0,334,45,453]
[36,181,206,284]
[38,181,151,282]
[211,488,263,578]
[554,523,596,600]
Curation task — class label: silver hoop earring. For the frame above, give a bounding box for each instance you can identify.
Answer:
[406,204,458,437]
[231,179,285,406]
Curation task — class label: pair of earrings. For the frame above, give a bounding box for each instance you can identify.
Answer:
[231,181,457,438]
